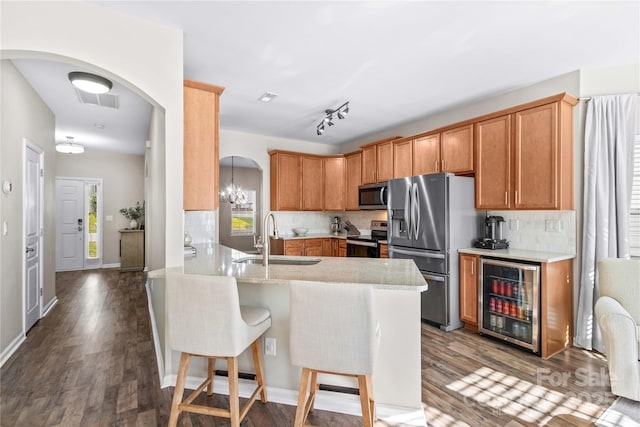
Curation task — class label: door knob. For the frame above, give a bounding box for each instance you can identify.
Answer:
[77,226,83,232]
[25,247,35,253]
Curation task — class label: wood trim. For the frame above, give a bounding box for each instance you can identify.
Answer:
[184,78,225,95]
[359,135,403,149]
[540,259,573,359]
[409,92,577,141]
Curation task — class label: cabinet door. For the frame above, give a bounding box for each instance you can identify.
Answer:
[459,254,478,325]
[120,231,144,271]
[393,140,413,178]
[302,156,324,210]
[376,140,394,182]
[379,243,388,259]
[412,134,440,176]
[361,145,378,184]
[514,103,558,209]
[338,240,346,257]
[475,115,511,209]
[284,240,304,256]
[345,152,362,211]
[304,239,323,256]
[441,124,473,174]
[183,81,222,210]
[323,157,345,210]
[271,152,302,211]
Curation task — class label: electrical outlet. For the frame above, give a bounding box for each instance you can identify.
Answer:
[545,219,562,232]
[264,337,276,356]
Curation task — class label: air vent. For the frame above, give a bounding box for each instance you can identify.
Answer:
[75,88,119,109]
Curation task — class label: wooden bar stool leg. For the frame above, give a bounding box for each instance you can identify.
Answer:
[228,356,240,427]
[251,339,268,403]
[207,357,216,396]
[168,353,191,427]
[358,375,373,427]
[294,368,311,427]
[366,374,375,423]
[307,370,318,413]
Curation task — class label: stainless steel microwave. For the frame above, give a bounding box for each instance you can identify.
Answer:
[358,182,388,210]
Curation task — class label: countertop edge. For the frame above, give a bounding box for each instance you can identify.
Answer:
[458,247,576,263]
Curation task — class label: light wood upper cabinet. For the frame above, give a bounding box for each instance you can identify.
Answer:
[361,137,399,184]
[475,115,512,209]
[270,151,301,211]
[412,133,440,176]
[344,151,362,211]
[393,139,413,178]
[441,124,473,174]
[459,253,478,326]
[183,79,224,210]
[475,95,576,210]
[302,156,323,210]
[323,156,345,211]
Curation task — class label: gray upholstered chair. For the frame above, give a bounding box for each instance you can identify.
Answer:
[289,281,379,427]
[166,272,272,426]
[594,258,640,402]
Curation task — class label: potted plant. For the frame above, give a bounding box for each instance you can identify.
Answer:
[120,201,145,229]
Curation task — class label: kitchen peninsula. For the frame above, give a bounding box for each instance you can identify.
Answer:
[147,243,428,424]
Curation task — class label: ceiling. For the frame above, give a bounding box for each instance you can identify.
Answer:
[12,1,640,154]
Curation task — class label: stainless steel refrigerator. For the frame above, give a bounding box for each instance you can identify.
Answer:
[387,172,481,331]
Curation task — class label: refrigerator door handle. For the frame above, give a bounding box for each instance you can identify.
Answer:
[404,183,411,238]
[413,183,420,240]
[389,246,445,259]
[423,273,446,282]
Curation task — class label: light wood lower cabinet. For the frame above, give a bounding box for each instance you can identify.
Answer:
[275,238,346,257]
[338,239,346,257]
[459,254,479,328]
[119,230,144,271]
[379,243,388,259]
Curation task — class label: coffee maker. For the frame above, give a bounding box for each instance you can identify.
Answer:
[474,215,509,249]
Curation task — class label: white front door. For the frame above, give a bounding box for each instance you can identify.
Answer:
[25,144,42,332]
[55,179,84,271]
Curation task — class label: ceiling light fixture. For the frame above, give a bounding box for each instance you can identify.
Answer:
[219,156,247,204]
[56,136,85,154]
[257,92,278,103]
[316,101,349,136]
[68,71,113,94]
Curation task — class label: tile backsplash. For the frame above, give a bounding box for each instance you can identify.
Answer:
[488,210,576,254]
[184,210,217,245]
[273,210,387,236]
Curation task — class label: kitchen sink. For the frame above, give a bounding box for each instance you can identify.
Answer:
[233,256,321,265]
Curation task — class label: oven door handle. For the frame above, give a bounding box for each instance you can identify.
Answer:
[346,240,377,248]
[389,247,445,259]
[423,273,446,282]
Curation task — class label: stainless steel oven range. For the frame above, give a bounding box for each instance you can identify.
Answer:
[346,220,387,258]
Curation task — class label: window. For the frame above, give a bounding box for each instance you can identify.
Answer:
[231,190,256,236]
[630,134,640,257]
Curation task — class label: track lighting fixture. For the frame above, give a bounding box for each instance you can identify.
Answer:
[316,101,349,136]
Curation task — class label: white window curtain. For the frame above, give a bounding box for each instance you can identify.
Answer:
[575,94,637,352]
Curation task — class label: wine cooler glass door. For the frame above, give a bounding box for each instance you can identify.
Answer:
[479,258,540,353]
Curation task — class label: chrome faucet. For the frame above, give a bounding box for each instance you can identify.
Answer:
[262,212,279,266]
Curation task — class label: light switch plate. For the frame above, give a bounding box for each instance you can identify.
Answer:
[265,337,276,356]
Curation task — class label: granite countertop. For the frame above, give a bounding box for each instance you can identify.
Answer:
[458,247,575,263]
[150,243,427,291]
[277,232,349,240]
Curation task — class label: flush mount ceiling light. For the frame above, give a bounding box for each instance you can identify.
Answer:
[56,136,85,154]
[257,92,278,103]
[316,101,349,136]
[68,71,113,94]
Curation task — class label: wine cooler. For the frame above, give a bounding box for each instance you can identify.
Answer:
[479,258,540,354]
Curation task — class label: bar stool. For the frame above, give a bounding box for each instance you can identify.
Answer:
[166,272,271,427]
[289,281,379,427]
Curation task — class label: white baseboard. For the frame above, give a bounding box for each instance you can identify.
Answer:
[0,333,26,368]
[161,373,427,426]
[42,296,58,317]
[145,280,165,386]
[102,263,120,269]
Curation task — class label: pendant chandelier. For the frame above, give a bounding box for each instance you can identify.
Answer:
[219,156,247,204]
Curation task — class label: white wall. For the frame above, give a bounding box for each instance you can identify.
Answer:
[0,60,56,354]
[56,151,145,265]
[0,0,184,271]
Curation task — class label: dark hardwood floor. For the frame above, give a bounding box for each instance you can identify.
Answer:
[1,270,613,426]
